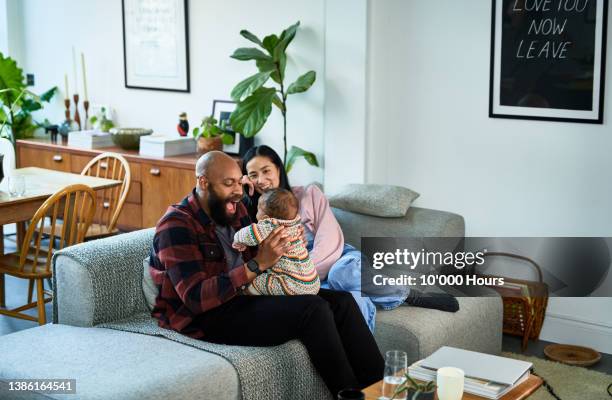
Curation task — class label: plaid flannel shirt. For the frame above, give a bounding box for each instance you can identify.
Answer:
[149,188,257,338]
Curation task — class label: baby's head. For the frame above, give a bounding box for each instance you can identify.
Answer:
[256,188,298,221]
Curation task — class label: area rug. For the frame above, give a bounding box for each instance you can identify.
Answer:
[503,352,612,400]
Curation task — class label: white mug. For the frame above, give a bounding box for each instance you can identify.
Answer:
[437,367,464,400]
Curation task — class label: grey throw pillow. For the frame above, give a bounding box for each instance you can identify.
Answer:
[329,184,419,217]
[142,256,158,311]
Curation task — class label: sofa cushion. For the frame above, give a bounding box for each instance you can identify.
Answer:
[0,324,239,400]
[329,184,419,217]
[142,256,157,311]
[332,206,465,250]
[374,296,503,363]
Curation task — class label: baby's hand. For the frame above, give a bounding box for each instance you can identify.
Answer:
[232,243,247,252]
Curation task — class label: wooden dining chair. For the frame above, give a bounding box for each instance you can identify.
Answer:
[0,184,96,325]
[79,152,131,239]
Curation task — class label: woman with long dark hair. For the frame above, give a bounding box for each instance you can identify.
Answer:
[241,145,458,331]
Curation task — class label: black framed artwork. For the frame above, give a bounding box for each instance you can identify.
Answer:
[122,0,190,92]
[489,0,608,123]
[212,100,254,157]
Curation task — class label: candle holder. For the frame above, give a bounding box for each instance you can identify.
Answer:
[64,98,71,122]
[73,94,81,131]
[83,100,90,130]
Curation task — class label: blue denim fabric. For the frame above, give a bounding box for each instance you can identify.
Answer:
[306,227,409,332]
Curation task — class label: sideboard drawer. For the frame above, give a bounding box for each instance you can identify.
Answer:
[141,164,195,227]
[18,146,72,172]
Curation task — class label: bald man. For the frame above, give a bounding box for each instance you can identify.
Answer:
[149,151,383,398]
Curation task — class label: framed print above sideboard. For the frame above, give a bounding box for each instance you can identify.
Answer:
[489,0,608,123]
[122,0,190,92]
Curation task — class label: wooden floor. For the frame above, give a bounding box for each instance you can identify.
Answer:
[0,227,610,375]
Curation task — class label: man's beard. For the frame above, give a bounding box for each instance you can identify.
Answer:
[207,186,239,226]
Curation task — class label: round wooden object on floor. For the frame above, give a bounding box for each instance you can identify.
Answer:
[544,344,601,366]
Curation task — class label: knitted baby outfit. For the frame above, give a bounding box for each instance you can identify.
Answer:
[233,216,320,295]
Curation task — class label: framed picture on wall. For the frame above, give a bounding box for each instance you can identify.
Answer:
[212,100,254,156]
[122,0,190,92]
[489,0,608,123]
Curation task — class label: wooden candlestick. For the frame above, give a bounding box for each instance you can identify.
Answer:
[83,100,90,130]
[64,98,71,122]
[73,94,81,131]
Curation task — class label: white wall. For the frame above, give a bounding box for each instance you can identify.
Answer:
[14,0,325,186]
[368,0,612,352]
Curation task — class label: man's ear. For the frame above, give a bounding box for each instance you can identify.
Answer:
[197,175,209,192]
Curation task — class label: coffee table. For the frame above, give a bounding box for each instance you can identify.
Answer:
[363,374,543,400]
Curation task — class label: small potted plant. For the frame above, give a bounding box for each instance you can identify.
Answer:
[192,116,234,154]
[392,375,436,400]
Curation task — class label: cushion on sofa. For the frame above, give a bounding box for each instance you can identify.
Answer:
[142,256,157,311]
[0,324,239,400]
[329,184,420,217]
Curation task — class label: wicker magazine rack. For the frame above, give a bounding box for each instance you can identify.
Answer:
[478,252,549,351]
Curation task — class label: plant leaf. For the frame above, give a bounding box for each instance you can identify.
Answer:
[221,132,235,145]
[287,71,316,95]
[0,52,25,105]
[39,86,57,102]
[285,145,319,173]
[21,98,42,112]
[231,71,272,102]
[192,126,200,138]
[262,34,279,54]
[230,87,276,138]
[240,30,263,47]
[273,21,300,62]
[272,94,284,112]
[230,47,272,62]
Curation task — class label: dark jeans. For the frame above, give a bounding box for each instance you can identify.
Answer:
[196,288,384,397]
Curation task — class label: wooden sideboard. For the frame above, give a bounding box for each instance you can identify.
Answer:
[16,138,205,231]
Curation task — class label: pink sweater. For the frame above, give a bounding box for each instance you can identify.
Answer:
[292,185,344,280]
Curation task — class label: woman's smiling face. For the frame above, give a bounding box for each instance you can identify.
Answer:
[246,155,281,194]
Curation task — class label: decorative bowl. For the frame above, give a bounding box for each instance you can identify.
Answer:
[110,128,153,150]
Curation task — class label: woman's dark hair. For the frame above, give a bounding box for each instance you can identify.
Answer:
[241,145,292,219]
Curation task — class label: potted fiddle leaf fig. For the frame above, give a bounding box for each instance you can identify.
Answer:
[0,52,57,148]
[192,116,234,154]
[229,21,319,173]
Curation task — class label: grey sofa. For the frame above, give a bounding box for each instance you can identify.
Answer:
[0,205,502,400]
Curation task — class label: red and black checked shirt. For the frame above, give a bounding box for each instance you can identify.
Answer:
[149,189,258,338]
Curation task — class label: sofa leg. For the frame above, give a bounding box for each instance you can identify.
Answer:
[36,279,46,325]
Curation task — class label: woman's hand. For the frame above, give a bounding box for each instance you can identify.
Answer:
[254,226,290,270]
[241,175,255,196]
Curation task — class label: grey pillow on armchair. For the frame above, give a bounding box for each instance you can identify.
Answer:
[329,183,419,217]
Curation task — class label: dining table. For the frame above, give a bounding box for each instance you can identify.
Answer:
[0,167,122,254]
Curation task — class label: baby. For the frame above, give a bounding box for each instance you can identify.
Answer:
[232,188,320,296]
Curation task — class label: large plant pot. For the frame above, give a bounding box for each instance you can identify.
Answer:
[197,136,223,154]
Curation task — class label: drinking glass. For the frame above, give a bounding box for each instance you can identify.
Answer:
[436,367,464,400]
[381,350,407,400]
[337,388,364,400]
[8,175,25,197]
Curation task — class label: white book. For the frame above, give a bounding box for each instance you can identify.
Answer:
[68,130,114,149]
[421,346,532,387]
[408,360,530,399]
[139,135,196,157]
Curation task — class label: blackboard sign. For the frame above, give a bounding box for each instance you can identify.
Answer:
[489,0,608,123]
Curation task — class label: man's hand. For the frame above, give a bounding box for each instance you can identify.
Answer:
[241,175,255,196]
[254,226,290,270]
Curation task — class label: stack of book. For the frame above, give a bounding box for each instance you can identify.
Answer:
[408,347,532,399]
[139,136,196,158]
[67,130,114,149]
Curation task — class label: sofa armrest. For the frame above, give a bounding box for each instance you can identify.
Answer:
[52,228,155,326]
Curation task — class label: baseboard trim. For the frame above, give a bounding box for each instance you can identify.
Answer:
[539,312,612,355]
